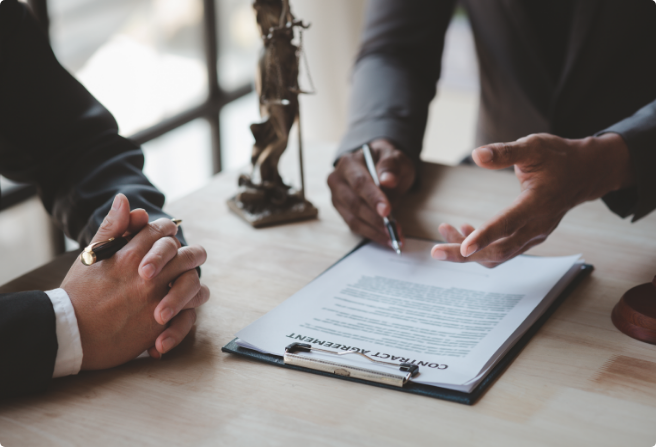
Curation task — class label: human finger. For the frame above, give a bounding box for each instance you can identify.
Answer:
[155,309,197,354]
[340,152,392,218]
[154,270,208,325]
[334,201,390,246]
[469,232,548,268]
[184,284,210,310]
[159,245,207,285]
[460,224,475,238]
[126,208,149,235]
[331,180,388,237]
[432,242,499,266]
[125,217,179,260]
[148,346,161,359]
[139,236,181,280]
[431,243,463,262]
[432,242,499,268]
[460,191,538,258]
[91,194,131,243]
[433,225,546,267]
[481,235,547,267]
[438,223,465,244]
[471,139,536,171]
[369,139,415,192]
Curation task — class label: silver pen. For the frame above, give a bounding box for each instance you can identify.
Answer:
[361,143,402,255]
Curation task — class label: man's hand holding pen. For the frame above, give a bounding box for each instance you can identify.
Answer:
[328,138,414,250]
[61,194,209,370]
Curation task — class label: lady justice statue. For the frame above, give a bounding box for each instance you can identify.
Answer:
[227,0,318,227]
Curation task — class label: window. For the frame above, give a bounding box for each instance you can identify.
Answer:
[0,0,255,283]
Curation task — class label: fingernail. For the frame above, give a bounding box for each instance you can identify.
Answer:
[111,195,121,210]
[142,263,156,279]
[474,147,493,163]
[161,337,175,353]
[432,248,447,260]
[160,308,174,323]
[463,244,478,257]
[376,202,387,216]
[380,172,392,183]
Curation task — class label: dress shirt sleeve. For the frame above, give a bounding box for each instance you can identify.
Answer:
[0,0,186,246]
[598,99,656,222]
[336,0,457,165]
[45,288,83,378]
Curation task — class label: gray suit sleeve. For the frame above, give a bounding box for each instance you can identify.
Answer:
[599,99,656,222]
[336,0,457,164]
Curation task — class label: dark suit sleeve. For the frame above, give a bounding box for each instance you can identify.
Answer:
[599,99,656,222]
[0,291,57,398]
[0,0,185,246]
[336,0,457,164]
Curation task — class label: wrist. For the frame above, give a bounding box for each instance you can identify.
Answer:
[578,133,634,199]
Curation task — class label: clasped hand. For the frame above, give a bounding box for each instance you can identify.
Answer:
[61,194,209,370]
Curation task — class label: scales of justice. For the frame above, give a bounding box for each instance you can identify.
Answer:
[226,1,656,347]
[227,0,318,228]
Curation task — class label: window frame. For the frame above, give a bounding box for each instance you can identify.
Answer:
[0,0,252,253]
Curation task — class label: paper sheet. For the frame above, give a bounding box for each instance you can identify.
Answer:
[236,238,581,392]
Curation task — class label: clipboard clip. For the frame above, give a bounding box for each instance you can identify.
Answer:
[284,343,419,388]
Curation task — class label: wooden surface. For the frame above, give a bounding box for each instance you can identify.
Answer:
[2,142,656,446]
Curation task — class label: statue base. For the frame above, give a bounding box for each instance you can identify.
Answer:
[227,190,318,228]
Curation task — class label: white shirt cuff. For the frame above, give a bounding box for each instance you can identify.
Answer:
[46,288,83,378]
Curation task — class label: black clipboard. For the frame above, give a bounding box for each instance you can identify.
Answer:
[222,247,593,405]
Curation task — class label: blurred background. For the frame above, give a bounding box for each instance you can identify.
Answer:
[0,0,479,284]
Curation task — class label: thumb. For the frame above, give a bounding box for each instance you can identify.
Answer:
[471,140,533,170]
[376,149,413,190]
[92,194,131,243]
[377,154,400,188]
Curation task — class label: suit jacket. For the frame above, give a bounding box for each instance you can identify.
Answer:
[0,291,57,398]
[338,0,656,222]
[0,0,182,398]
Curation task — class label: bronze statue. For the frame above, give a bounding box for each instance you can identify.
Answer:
[227,0,318,227]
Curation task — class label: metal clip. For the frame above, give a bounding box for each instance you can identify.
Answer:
[284,342,419,387]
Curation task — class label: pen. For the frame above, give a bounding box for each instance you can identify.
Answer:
[361,144,402,255]
[80,218,183,266]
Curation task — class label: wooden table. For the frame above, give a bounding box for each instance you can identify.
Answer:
[2,143,656,446]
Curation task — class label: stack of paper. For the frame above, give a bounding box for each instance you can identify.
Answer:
[235,238,583,393]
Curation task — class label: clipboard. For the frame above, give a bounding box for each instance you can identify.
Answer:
[222,262,593,405]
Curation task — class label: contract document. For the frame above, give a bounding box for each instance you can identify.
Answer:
[234,238,584,393]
